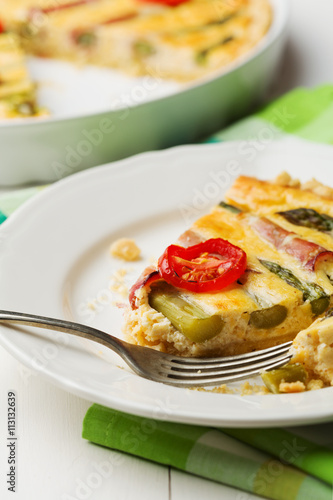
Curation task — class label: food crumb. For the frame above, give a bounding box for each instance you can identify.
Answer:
[278,381,306,393]
[273,172,333,200]
[273,171,300,188]
[195,382,270,395]
[113,268,128,278]
[195,384,235,394]
[109,268,129,298]
[306,379,324,391]
[301,178,333,199]
[110,238,141,261]
[109,283,128,298]
[240,381,270,395]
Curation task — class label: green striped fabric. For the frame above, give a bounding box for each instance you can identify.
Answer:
[82,405,333,500]
[0,186,45,222]
[221,427,333,485]
[209,85,333,144]
[0,210,7,224]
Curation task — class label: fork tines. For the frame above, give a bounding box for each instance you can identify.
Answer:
[159,341,293,387]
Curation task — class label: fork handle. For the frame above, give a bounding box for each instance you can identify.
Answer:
[0,310,127,357]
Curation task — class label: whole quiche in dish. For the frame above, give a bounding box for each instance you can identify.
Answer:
[0,0,272,118]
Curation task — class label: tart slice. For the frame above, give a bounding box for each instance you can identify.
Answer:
[1,0,143,62]
[260,308,333,393]
[123,180,333,357]
[290,309,333,387]
[0,28,47,118]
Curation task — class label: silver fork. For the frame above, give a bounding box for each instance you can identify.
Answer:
[0,310,292,387]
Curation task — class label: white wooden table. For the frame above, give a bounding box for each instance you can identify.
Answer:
[1,1,333,498]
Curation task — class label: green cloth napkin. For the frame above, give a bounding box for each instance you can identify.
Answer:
[208,85,333,144]
[0,186,45,223]
[2,84,333,499]
[82,405,333,500]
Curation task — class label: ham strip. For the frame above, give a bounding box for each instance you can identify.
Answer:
[71,12,138,43]
[102,13,138,25]
[30,0,98,15]
[249,216,333,271]
[129,266,160,309]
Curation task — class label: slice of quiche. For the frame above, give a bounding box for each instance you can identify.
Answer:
[0,29,47,118]
[290,309,333,387]
[1,0,272,81]
[1,0,144,61]
[123,175,333,359]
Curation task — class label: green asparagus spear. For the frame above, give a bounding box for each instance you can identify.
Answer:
[278,208,333,234]
[196,36,234,65]
[249,305,287,329]
[218,201,242,214]
[261,363,308,394]
[149,285,223,343]
[75,32,96,47]
[259,260,330,316]
[133,40,156,57]
[173,14,235,36]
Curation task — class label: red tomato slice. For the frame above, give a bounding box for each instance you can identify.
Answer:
[158,238,247,293]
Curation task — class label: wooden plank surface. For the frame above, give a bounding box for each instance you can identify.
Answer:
[0,350,170,500]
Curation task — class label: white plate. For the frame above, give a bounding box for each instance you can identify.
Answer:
[0,0,288,186]
[2,139,333,428]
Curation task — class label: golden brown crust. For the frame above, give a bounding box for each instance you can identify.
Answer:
[225,175,333,216]
[273,171,333,200]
